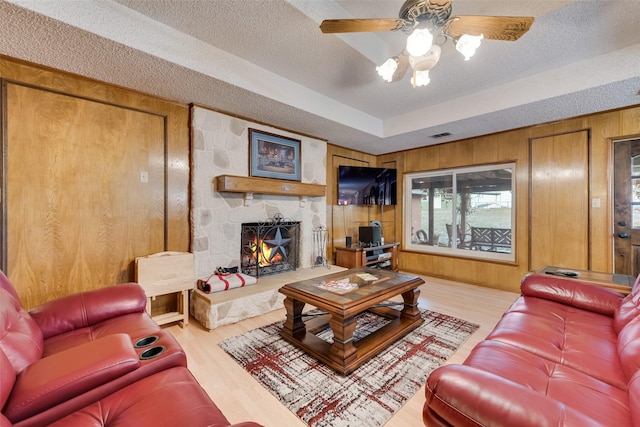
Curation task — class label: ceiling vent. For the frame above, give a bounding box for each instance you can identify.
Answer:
[431,132,452,139]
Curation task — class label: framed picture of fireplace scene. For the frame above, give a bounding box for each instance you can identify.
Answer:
[249,129,301,181]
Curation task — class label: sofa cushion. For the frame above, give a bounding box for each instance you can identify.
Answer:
[618,315,640,381]
[29,283,147,340]
[0,289,43,374]
[0,349,16,413]
[0,270,22,303]
[629,371,640,425]
[486,296,626,389]
[4,334,140,424]
[46,367,235,427]
[41,312,166,357]
[425,364,608,427]
[521,273,623,316]
[614,292,640,333]
[464,340,632,427]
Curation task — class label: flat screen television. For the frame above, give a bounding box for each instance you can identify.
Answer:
[337,166,397,206]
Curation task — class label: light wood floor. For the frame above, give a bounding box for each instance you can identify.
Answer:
[166,275,519,426]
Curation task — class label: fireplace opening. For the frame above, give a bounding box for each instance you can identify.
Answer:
[241,214,300,278]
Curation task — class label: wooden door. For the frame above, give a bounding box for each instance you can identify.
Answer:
[529,131,590,271]
[613,138,640,276]
[4,83,166,308]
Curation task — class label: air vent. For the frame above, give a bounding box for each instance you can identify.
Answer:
[431,132,452,138]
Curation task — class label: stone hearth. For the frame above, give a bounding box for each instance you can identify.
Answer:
[190,266,345,330]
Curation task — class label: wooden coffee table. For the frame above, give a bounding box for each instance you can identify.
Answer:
[279,267,425,375]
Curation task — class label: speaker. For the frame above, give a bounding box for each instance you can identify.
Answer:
[345,236,352,247]
[359,226,381,247]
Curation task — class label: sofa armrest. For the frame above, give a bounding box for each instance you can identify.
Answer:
[521,273,623,316]
[29,283,147,339]
[425,365,598,427]
[4,333,140,423]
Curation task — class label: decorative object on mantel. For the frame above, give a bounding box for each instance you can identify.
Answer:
[197,272,257,293]
[312,225,330,269]
[219,306,479,427]
[249,128,301,181]
[215,175,325,207]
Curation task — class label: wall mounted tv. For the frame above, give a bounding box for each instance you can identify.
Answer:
[338,166,397,206]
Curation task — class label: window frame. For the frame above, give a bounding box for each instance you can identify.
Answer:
[403,163,516,262]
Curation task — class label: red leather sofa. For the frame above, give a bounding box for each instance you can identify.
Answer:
[0,270,262,427]
[424,273,640,427]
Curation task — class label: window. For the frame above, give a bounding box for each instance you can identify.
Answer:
[404,163,515,261]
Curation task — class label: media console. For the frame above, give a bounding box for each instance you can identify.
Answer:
[335,242,399,271]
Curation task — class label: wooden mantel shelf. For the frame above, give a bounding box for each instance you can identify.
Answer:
[215,175,325,205]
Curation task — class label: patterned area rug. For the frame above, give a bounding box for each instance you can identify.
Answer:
[219,306,479,427]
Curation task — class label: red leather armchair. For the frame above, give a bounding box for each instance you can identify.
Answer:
[424,273,640,427]
[0,270,262,427]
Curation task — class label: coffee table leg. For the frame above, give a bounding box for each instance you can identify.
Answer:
[401,288,421,320]
[282,297,306,338]
[329,315,357,365]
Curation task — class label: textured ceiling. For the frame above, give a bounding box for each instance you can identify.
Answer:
[1,0,639,154]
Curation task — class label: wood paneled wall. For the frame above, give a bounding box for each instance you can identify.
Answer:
[327,106,640,293]
[529,130,590,271]
[2,57,639,299]
[1,56,189,308]
[326,145,400,263]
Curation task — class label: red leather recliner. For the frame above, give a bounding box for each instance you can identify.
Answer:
[423,273,640,426]
[0,270,262,427]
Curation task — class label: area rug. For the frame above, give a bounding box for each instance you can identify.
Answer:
[219,306,479,427]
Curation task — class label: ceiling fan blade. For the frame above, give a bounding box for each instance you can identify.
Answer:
[392,53,410,82]
[443,16,534,41]
[320,18,405,34]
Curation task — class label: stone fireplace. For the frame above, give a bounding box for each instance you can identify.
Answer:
[241,215,300,277]
[190,107,332,330]
[190,106,327,281]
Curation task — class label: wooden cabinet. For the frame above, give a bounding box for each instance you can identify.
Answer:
[335,243,398,271]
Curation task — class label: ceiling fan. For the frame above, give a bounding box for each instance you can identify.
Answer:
[320,0,534,88]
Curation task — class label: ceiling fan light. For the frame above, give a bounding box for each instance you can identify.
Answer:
[456,34,484,61]
[406,28,433,57]
[410,44,442,72]
[411,69,430,88]
[376,57,398,82]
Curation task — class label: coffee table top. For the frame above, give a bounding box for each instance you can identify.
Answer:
[279,267,424,309]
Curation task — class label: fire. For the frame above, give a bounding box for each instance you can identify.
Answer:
[248,237,283,267]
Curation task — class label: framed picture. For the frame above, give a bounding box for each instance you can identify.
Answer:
[249,128,301,181]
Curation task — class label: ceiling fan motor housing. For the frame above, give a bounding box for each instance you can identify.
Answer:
[399,0,452,28]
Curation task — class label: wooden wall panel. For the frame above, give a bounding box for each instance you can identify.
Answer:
[529,131,590,271]
[6,84,166,305]
[1,56,189,309]
[326,145,386,263]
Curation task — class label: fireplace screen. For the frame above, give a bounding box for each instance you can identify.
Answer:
[241,215,300,277]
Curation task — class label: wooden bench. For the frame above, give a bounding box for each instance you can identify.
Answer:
[470,227,511,252]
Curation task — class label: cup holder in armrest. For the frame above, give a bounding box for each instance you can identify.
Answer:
[135,335,160,348]
[139,346,165,360]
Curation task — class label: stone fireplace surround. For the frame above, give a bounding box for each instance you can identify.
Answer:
[190,106,330,328]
